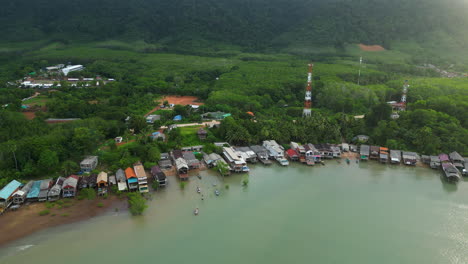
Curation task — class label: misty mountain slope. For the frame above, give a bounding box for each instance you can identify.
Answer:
[0,0,467,60]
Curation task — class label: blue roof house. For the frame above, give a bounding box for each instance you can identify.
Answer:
[26,180,42,202]
[0,180,22,212]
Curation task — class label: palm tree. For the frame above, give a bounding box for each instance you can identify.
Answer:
[3,141,18,171]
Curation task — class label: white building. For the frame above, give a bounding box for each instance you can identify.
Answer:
[146,115,161,123]
[62,65,84,76]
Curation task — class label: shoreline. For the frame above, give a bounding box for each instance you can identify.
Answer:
[0,155,433,247]
[0,196,127,247]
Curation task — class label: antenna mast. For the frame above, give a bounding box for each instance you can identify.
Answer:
[303,64,313,117]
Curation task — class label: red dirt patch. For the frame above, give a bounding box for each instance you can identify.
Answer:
[22,112,36,120]
[358,44,385,52]
[145,96,204,117]
[163,95,204,106]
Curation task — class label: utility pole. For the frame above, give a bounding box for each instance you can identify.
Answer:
[357,56,363,85]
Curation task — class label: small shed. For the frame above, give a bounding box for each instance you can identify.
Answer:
[197,128,208,140]
[442,163,461,182]
[172,149,184,160]
[0,180,22,211]
[370,146,380,160]
[151,166,167,186]
[125,167,139,191]
[48,177,65,201]
[183,152,201,169]
[115,169,128,192]
[134,163,148,193]
[402,152,417,166]
[390,150,401,164]
[160,153,170,160]
[421,155,431,164]
[286,149,299,161]
[87,174,98,188]
[360,145,370,160]
[430,156,441,169]
[38,179,53,202]
[97,172,108,187]
[13,181,34,205]
[341,143,350,152]
[439,153,450,163]
[62,175,79,198]
[108,175,117,186]
[176,158,189,180]
[80,156,98,173]
[159,159,173,169]
[26,181,42,202]
[379,147,389,163]
[449,151,464,169]
[250,145,269,160]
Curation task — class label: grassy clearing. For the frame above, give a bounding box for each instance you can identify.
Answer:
[179,126,204,146]
[23,95,49,106]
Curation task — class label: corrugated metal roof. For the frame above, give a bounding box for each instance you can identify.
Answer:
[125,167,136,179]
[62,175,79,189]
[116,169,125,182]
[133,164,146,179]
[27,181,41,198]
[0,180,22,199]
[97,171,108,183]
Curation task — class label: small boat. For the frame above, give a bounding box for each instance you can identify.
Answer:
[196,187,201,193]
[215,190,220,196]
[346,158,350,164]
[321,161,325,166]
[212,183,217,187]
[194,208,199,215]
[197,175,202,179]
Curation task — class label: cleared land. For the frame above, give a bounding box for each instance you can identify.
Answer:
[359,44,386,51]
[0,196,126,246]
[163,95,204,106]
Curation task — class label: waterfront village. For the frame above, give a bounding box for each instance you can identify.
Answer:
[0,137,467,215]
[1,62,467,216]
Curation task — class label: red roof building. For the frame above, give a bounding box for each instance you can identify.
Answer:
[286,149,299,161]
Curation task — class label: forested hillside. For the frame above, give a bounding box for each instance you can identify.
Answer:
[1,0,467,53]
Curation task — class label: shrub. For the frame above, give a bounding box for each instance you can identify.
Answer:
[78,188,96,200]
[110,185,118,193]
[242,176,249,186]
[45,202,55,209]
[152,181,159,191]
[39,209,50,216]
[127,192,148,216]
[97,202,104,208]
[62,213,69,217]
[180,181,187,190]
[225,184,230,189]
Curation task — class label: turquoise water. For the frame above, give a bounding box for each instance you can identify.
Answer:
[1,161,468,264]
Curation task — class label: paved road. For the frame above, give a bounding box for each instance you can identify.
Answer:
[160,120,220,129]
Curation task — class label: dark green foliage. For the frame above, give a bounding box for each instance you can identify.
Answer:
[127,192,148,216]
[78,188,97,200]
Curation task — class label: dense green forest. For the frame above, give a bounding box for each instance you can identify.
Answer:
[1,0,468,64]
[0,0,467,185]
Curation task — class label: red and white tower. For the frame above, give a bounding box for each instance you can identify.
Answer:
[399,80,409,111]
[303,63,313,117]
[389,80,409,119]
